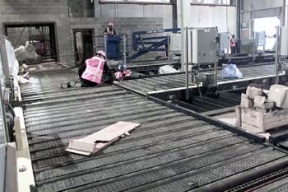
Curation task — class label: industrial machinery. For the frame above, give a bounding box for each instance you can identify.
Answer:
[95,35,124,60]
[0,35,18,192]
[276,26,288,84]
[96,28,181,63]
[131,28,180,61]
[105,35,123,59]
[240,31,266,56]
[218,32,230,55]
[255,31,266,53]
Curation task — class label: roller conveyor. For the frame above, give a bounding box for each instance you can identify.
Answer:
[20,69,288,192]
[116,64,284,95]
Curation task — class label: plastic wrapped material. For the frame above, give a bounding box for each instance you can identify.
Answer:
[220,64,243,79]
[158,65,179,74]
[17,76,29,84]
[14,42,41,64]
[5,40,19,78]
[268,84,288,108]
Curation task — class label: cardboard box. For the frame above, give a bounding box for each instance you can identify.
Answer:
[240,93,253,108]
[246,86,263,100]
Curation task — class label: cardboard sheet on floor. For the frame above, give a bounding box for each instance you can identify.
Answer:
[66,121,140,156]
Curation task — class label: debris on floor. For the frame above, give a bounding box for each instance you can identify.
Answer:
[220,64,243,79]
[236,84,288,138]
[66,121,140,156]
[158,65,178,74]
[61,81,82,89]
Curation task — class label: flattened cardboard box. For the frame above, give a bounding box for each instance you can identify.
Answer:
[66,121,140,156]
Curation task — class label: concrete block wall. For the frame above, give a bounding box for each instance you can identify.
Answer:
[70,17,164,62]
[0,0,166,65]
[0,0,72,64]
[98,3,173,29]
[68,0,94,18]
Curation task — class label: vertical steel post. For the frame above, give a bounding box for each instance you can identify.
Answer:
[283,0,287,26]
[104,35,108,59]
[180,0,185,71]
[185,27,189,100]
[0,36,10,79]
[275,26,280,84]
[167,34,172,66]
[123,35,127,65]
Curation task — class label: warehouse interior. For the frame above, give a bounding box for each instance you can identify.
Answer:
[3,0,288,192]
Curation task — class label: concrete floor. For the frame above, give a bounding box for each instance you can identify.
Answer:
[27,62,66,72]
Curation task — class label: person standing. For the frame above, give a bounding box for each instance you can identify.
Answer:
[230,35,237,55]
[104,22,116,36]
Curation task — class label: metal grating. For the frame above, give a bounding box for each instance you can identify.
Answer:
[21,69,288,192]
[117,64,284,95]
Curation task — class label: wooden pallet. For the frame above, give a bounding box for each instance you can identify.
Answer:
[236,106,288,131]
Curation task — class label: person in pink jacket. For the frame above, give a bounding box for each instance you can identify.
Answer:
[78,50,114,87]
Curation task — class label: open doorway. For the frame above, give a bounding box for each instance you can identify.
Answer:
[5,23,58,64]
[73,29,94,66]
[253,17,280,51]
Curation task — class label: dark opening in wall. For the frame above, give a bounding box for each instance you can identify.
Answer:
[73,29,94,66]
[4,23,58,64]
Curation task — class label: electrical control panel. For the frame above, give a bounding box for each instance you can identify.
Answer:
[280,27,288,56]
[190,28,218,64]
[241,39,256,54]
[168,33,181,53]
[255,31,266,47]
[219,32,230,49]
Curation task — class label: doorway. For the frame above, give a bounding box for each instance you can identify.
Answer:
[253,17,280,51]
[5,23,58,64]
[73,29,94,66]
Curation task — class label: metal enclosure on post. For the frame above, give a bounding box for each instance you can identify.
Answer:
[255,31,266,47]
[280,27,288,56]
[219,32,230,50]
[0,36,10,80]
[275,26,288,84]
[168,33,181,55]
[190,28,218,64]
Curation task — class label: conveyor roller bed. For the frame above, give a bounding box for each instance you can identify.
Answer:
[20,69,288,192]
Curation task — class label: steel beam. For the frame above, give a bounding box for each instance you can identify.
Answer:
[147,95,266,144]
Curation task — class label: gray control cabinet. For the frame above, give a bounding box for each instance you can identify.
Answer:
[219,32,230,49]
[191,28,218,64]
[255,31,266,47]
[280,27,288,56]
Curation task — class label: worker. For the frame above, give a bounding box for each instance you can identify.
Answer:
[230,35,237,55]
[104,22,116,36]
[78,50,114,87]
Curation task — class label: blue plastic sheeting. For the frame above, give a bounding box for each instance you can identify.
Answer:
[221,64,243,79]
